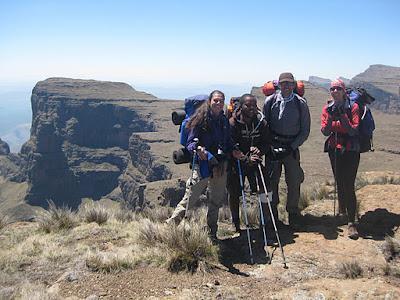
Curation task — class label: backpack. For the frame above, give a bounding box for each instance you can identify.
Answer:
[345,87,376,153]
[171,94,208,164]
[179,95,208,146]
[262,80,305,97]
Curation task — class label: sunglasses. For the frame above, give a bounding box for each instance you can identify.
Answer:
[330,86,343,92]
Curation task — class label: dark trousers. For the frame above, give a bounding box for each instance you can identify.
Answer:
[227,162,266,226]
[266,149,304,216]
[328,150,360,223]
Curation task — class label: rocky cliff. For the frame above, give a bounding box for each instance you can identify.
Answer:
[20,78,185,209]
[351,64,400,113]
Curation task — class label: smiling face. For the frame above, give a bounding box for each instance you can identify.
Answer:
[279,81,296,98]
[330,86,346,102]
[209,92,225,116]
[241,96,257,120]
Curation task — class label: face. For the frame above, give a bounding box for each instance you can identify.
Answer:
[241,96,258,119]
[330,86,345,102]
[279,81,295,97]
[210,92,225,115]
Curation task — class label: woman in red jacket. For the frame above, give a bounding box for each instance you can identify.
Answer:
[321,79,360,239]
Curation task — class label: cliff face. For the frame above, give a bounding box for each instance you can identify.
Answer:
[351,64,400,113]
[21,78,176,208]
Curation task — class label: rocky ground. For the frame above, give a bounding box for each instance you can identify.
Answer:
[1,171,399,299]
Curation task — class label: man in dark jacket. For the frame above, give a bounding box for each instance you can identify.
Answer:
[263,72,311,228]
[228,93,271,232]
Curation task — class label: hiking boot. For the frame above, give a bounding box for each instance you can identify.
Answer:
[288,212,304,229]
[348,223,359,240]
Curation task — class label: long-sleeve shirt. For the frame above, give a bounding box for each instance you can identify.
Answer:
[186,111,232,157]
[263,91,310,149]
[321,100,360,152]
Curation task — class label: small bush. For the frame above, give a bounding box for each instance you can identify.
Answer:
[218,205,231,222]
[82,203,109,225]
[382,236,400,261]
[38,201,77,233]
[340,261,363,279]
[85,251,134,273]
[137,219,218,273]
[355,176,369,190]
[114,209,135,223]
[140,206,173,223]
[240,204,259,228]
[0,213,9,230]
[299,190,310,211]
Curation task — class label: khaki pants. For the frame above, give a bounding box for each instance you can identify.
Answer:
[266,149,304,214]
[168,162,227,234]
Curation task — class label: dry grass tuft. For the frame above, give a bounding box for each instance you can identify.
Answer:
[81,203,110,225]
[382,236,400,262]
[340,261,363,279]
[0,213,9,231]
[139,206,173,223]
[14,281,59,300]
[114,209,136,223]
[240,204,259,228]
[137,218,218,273]
[85,250,134,273]
[38,201,77,233]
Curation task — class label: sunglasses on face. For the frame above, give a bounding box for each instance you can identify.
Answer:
[330,86,343,92]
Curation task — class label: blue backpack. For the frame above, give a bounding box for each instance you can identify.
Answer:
[346,88,376,153]
[179,95,208,146]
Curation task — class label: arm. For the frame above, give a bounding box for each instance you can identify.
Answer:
[291,99,311,150]
[321,105,333,136]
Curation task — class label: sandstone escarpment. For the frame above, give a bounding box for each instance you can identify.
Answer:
[22,78,177,208]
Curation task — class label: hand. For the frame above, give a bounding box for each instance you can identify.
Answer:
[250,146,261,156]
[196,146,207,160]
[249,154,262,163]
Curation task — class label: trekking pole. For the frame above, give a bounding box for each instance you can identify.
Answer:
[237,159,254,264]
[333,132,338,217]
[257,163,288,268]
[185,138,199,219]
[255,173,271,263]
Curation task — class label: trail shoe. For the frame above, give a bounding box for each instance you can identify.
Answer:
[348,223,359,240]
[288,212,304,229]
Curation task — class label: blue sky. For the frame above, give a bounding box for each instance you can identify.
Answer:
[1,0,400,90]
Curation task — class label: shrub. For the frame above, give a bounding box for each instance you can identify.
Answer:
[137,219,218,273]
[38,201,77,233]
[299,190,310,211]
[114,209,135,223]
[139,206,173,223]
[85,251,134,273]
[240,204,259,228]
[340,261,363,279]
[0,213,9,230]
[82,203,109,225]
[382,236,400,261]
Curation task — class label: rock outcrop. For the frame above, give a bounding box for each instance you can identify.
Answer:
[0,138,10,155]
[351,64,400,113]
[21,78,178,208]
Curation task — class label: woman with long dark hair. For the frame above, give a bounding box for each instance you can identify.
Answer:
[321,79,360,239]
[166,90,232,241]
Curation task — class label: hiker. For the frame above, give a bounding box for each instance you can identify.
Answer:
[227,94,271,232]
[263,72,311,228]
[166,90,232,240]
[321,79,361,239]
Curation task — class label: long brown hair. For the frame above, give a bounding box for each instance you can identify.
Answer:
[186,90,225,130]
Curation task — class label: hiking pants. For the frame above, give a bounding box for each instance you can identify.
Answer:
[227,163,267,226]
[328,150,360,223]
[168,162,227,234]
[266,149,304,216]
